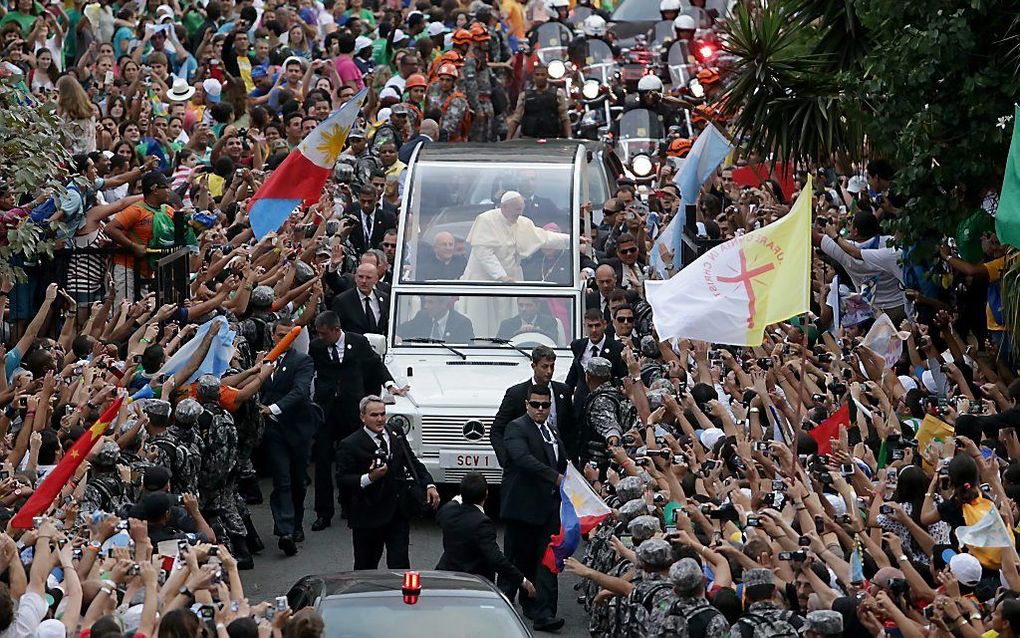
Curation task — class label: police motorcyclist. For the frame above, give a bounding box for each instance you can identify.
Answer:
[528,0,571,46]
[660,14,697,64]
[659,0,682,22]
[506,62,571,140]
[623,75,693,131]
[568,15,620,70]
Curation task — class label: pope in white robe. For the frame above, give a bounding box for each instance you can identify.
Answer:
[460,191,571,336]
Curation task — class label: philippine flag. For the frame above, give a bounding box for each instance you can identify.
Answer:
[249,88,368,239]
[542,464,613,573]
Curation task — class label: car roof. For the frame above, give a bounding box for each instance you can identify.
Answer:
[296,570,503,598]
[417,139,602,164]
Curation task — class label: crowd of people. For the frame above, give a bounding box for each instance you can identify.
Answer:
[2,0,1020,635]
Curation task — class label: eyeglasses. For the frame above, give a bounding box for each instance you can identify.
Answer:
[527,401,552,409]
[616,316,635,323]
[619,247,638,255]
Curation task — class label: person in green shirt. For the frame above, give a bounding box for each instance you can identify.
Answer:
[0,0,41,37]
[344,0,376,27]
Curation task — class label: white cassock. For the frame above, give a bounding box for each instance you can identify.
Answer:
[460,208,570,336]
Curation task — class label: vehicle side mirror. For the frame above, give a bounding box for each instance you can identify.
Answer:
[366,334,388,357]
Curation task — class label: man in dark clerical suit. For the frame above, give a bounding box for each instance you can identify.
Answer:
[436,471,535,596]
[335,395,439,570]
[332,262,389,335]
[397,295,474,343]
[258,319,318,556]
[499,385,568,633]
[415,231,468,281]
[496,297,561,343]
[308,311,409,531]
[348,183,397,256]
[491,345,574,466]
[565,309,626,416]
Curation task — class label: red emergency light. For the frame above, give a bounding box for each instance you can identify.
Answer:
[402,571,422,605]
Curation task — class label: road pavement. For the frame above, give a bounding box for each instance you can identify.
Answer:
[241,480,590,637]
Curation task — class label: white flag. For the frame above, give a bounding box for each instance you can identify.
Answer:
[956,506,1014,548]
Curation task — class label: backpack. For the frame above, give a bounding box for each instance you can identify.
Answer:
[961,496,1013,569]
[440,90,472,142]
[735,610,800,638]
[148,205,196,267]
[666,598,723,638]
[621,581,675,638]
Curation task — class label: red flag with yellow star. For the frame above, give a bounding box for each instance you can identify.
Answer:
[11,397,123,528]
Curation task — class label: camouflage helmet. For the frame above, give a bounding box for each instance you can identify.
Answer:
[628,515,661,542]
[804,610,843,636]
[619,498,651,525]
[251,285,275,308]
[142,399,171,419]
[615,476,645,503]
[635,538,673,571]
[174,398,203,425]
[294,261,315,285]
[669,557,704,594]
[640,335,660,358]
[92,440,121,468]
[196,374,221,401]
[584,356,612,378]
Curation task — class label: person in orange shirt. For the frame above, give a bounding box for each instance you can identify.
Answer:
[104,170,174,301]
[502,0,526,41]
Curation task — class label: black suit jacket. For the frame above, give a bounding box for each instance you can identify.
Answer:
[495,313,560,342]
[491,379,573,468]
[259,348,319,442]
[349,203,397,255]
[335,425,435,529]
[416,250,468,281]
[435,500,525,585]
[398,133,433,165]
[521,194,559,229]
[500,415,568,526]
[309,333,395,431]
[331,287,389,335]
[398,309,475,343]
[564,337,626,415]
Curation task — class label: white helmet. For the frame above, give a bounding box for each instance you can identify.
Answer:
[637,74,663,92]
[582,15,607,37]
[673,14,696,31]
[547,0,569,10]
[659,0,681,12]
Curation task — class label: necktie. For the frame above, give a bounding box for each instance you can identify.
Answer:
[538,421,557,465]
[363,296,377,332]
[330,344,340,363]
[430,318,441,340]
[376,432,389,459]
[590,344,600,359]
[364,214,373,244]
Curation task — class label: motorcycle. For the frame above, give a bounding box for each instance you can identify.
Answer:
[615,108,664,184]
[573,38,623,140]
[532,21,574,67]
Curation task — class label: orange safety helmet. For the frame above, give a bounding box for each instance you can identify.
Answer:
[470,22,490,42]
[452,28,473,45]
[405,73,428,89]
[667,137,692,157]
[691,103,721,125]
[437,63,459,79]
[697,67,720,85]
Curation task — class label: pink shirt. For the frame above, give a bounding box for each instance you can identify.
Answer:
[334,56,364,90]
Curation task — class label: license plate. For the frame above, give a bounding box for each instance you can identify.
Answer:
[622,66,644,79]
[439,450,499,469]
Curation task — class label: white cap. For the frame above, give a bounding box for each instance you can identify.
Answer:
[377,107,392,122]
[898,375,917,392]
[673,14,696,30]
[427,21,447,37]
[847,175,867,194]
[379,86,401,101]
[282,55,307,69]
[36,620,65,638]
[201,78,222,102]
[949,553,982,587]
[354,35,373,52]
[699,427,724,451]
[392,29,408,42]
[500,190,524,204]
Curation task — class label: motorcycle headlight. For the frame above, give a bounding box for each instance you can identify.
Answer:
[631,154,654,177]
[387,414,412,434]
[581,79,600,100]
[548,59,566,80]
[688,78,705,99]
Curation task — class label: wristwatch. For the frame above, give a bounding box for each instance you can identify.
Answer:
[179,585,193,598]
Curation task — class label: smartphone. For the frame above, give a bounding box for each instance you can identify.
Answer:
[104,70,114,84]
[880,504,895,515]
[745,516,761,528]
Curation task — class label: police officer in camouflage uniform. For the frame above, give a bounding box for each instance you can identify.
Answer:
[579,357,635,463]
[657,557,730,638]
[469,24,494,142]
[427,64,471,142]
[728,569,804,638]
[583,500,654,634]
[340,128,382,192]
[577,478,646,608]
[149,398,204,496]
[622,538,679,638]
[803,610,843,638]
[194,375,252,569]
[79,441,130,523]
[638,336,667,386]
[236,286,279,356]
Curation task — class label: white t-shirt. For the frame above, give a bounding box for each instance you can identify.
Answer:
[0,592,48,638]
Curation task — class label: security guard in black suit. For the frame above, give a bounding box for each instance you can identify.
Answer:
[335,395,439,570]
[499,385,568,633]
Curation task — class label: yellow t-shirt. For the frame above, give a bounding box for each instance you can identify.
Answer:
[985,255,1006,331]
[502,0,525,40]
[237,56,255,93]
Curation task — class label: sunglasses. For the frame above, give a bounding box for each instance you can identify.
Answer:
[616,316,635,323]
[527,401,552,409]
[619,247,638,255]
[382,242,396,248]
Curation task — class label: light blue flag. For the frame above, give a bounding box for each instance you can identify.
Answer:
[649,124,733,278]
[158,316,236,385]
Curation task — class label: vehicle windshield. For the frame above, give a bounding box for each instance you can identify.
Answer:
[648,20,673,47]
[321,596,527,638]
[617,109,663,162]
[400,162,575,285]
[393,293,576,347]
[611,0,659,22]
[667,41,695,85]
